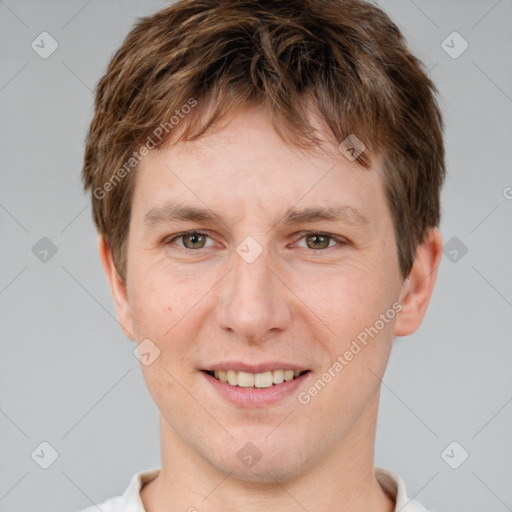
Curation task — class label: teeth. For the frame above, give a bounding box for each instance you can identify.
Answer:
[210,369,305,387]
[272,370,284,384]
[227,370,238,386]
[254,371,273,388]
[238,371,254,387]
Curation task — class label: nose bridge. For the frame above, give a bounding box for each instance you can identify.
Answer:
[215,245,291,341]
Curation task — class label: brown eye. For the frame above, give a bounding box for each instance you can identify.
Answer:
[181,232,207,249]
[167,231,212,250]
[304,233,332,250]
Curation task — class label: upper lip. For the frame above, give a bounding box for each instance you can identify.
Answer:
[204,361,310,373]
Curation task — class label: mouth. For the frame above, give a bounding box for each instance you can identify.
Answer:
[202,369,310,388]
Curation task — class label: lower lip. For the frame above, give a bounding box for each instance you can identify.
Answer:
[202,371,310,407]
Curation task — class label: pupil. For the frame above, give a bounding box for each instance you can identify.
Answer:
[309,234,328,249]
[186,233,204,248]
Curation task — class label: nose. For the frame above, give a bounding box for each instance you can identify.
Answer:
[214,246,293,343]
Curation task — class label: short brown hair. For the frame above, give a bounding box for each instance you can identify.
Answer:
[82,0,445,281]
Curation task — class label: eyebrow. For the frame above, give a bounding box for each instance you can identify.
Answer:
[281,206,370,226]
[144,204,223,225]
[143,204,370,228]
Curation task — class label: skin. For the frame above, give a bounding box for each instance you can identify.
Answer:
[99,104,443,512]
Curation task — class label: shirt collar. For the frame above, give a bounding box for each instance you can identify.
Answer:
[121,466,429,511]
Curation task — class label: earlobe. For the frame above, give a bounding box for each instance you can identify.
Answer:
[394,228,443,337]
[98,235,135,340]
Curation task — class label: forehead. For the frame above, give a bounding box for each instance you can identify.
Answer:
[132,107,389,231]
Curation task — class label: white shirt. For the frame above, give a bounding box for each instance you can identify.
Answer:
[77,466,433,511]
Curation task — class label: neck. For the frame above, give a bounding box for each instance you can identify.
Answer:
[141,395,394,512]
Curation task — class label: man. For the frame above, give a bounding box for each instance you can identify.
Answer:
[79,0,444,510]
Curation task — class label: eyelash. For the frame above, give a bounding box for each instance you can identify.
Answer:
[164,230,347,253]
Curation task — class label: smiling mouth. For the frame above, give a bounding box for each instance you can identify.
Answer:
[203,369,310,388]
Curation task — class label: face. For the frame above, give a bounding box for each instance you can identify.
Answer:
[106,105,417,481]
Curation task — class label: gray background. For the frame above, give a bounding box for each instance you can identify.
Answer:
[1,0,511,511]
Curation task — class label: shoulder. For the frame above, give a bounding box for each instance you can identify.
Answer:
[75,496,124,512]
[73,467,161,512]
[75,495,138,512]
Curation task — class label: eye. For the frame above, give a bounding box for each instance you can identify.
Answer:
[296,232,345,250]
[164,230,345,252]
[165,231,214,250]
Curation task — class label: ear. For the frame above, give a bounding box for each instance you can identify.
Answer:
[98,234,135,340]
[394,227,443,337]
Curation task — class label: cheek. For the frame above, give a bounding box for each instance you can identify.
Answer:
[303,264,397,332]
[129,265,203,403]
[301,259,400,387]
[128,256,205,337]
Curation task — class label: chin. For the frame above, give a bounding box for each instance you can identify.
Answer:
[203,435,310,484]
[224,458,306,484]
